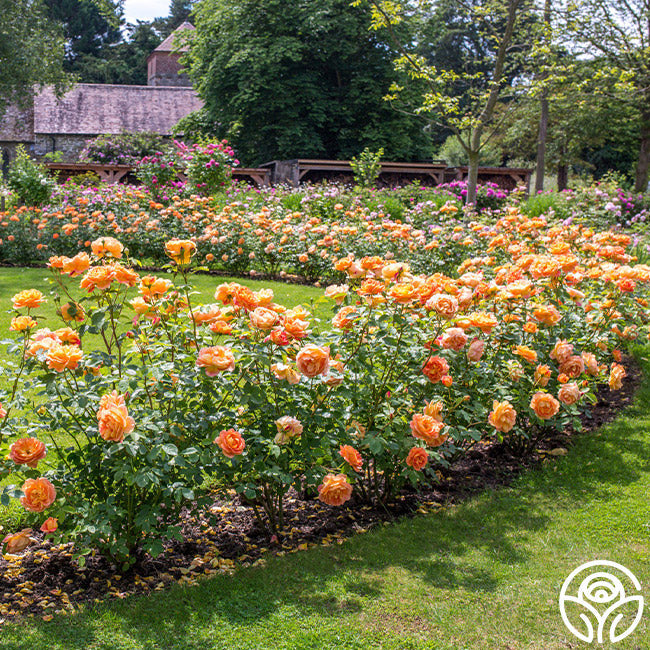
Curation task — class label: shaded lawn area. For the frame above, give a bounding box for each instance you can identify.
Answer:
[0,337,649,648]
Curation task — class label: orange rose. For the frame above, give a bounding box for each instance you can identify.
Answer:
[426,293,459,319]
[250,307,279,330]
[440,327,468,351]
[467,339,485,362]
[274,416,303,444]
[582,352,599,376]
[609,362,626,391]
[98,398,135,443]
[10,315,37,331]
[113,265,139,287]
[20,477,56,512]
[514,345,537,364]
[488,400,517,433]
[80,266,116,292]
[296,344,330,378]
[62,252,91,277]
[339,445,363,472]
[558,383,581,405]
[532,305,562,326]
[422,356,449,383]
[196,346,236,376]
[60,302,85,322]
[283,316,310,340]
[559,355,584,378]
[410,414,447,447]
[530,392,560,419]
[423,400,444,421]
[390,283,418,304]
[215,428,245,458]
[469,312,498,334]
[40,517,58,534]
[165,239,197,265]
[9,437,47,468]
[91,236,123,259]
[139,275,173,300]
[210,319,233,335]
[12,289,45,310]
[46,344,83,372]
[332,306,357,330]
[271,363,301,384]
[534,364,552,387]
[2,529,33,553]
[317,474,353,506]
[406,447,428,471]
[550,339,574,364]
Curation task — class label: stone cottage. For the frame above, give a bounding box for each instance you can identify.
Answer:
[0,22,202,171]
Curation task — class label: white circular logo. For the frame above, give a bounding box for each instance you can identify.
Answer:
[559,560,644,643]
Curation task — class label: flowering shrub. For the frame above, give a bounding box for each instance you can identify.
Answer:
[135,150,185,201]
[0,206,647,560]
[7,146,56,207]
[177,140,239,195]
[79,132,170,166]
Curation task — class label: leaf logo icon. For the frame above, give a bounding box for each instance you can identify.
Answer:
[559,561,644,644]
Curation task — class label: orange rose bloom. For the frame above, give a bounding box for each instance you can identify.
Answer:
[46,344,83,372]
[582,352,599,376]
[3,530,33,553]
[488,400,517,433]
[20,478,56,512]
[406,447,429,471]
[80,266,116,292]
[441,327,468,351]
[60,302,85,322]
[113,265,140,287]
[532,305,562,326]
[271,363,301,384]
[469,312,498,334]
[332,306,357,330]
[410,414,447,447]
[317,474,353,506]
[534,364,552,387]
[283,316,310,340]
[210,319,233,335]
[12,289,45,310]
[91,236,123,259]
[165,239,197,264]
[558,383,581,405]
[10,315,37,331]
[390,283,418,304]
[215,428,245,458]
[10,437,47,468]
[530,392,560,419]
[196,346,236,376]
[339,445,363,472]
[423,400,444,421]
[98,397,135,443]
[426,293,459,319]
[609,362,626,391]
[274,416,303,444]
[559,355,585,378]
[550,339,574,364]
[62,252,91,277]
[139,275,173,300]
[250,307,279,330]
[514,345,537,364]
[296,344,330,378]
[40,517,58,533]
[422,356,449,383]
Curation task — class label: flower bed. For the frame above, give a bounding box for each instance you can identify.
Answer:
[0,197,647,578]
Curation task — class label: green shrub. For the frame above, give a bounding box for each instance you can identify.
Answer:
[350,147,384,188]
[7,146,56,206]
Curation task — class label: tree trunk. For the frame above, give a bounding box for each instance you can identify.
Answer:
[557,163,568,191]
[635,106,650,192]
[467,149,480,205]
[535,0,551,194]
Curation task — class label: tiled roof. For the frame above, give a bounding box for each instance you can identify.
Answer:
[33,84,203,135]
[152,22,195,53]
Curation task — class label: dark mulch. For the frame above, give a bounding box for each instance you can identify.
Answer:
[0,357,641,622]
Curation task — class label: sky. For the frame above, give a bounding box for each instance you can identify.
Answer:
[123,0,170,24]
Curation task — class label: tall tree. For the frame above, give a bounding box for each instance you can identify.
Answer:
[563,0,650,191]
[0,0,68,113]
[187,0,433,165]
[153,0,194,37]
[360,0,537,204]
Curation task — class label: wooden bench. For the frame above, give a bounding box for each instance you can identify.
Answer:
[446,166,532,191]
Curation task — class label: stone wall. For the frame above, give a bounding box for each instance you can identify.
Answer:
[33,134,88,161]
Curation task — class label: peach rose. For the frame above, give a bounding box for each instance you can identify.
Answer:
[558,383,581,405]
[98,398,135,443]
[423,400,444,421]
[332,306,357,330]
[440,327,468,351]
[271,363,301,384]
[534,364,552,387]
[532,305,562,326]
[274,416,303,444]
[582,352,599,376]
[317,474,353,506]
[296,344,330,378]
[559,355,584,379]
[550,339,573,364]
[250,307,279,330]
[10,315,37,331]
[80,266,116,292]
[339,445,363,472]
[514,345,537,364]
[390,283,418,304]
[10,437,47,468]
[12,289,45,310]
[406,447,429,471]
[467,339,485,362]
[284,316,310,340]
[20,477,56,512]
[91,236,123,259]
[46,344,83,372]
[422,356,449,383]
[62,252,91,277]
[196,346,236,376]
[488,400,517,433]
[530,392,560,419]
[609,362,626,391]
[426,293,459,319]
[215,428,245,458]
[139,275,173,300]
[3,529,33,553]
[165,239,196,265]
[40,517,58,534]
[410,414,447,447]
[60,302,85,322]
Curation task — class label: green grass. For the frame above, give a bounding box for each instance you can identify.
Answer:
[0,336,649,648]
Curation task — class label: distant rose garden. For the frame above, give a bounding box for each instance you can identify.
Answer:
[0,157,649,576]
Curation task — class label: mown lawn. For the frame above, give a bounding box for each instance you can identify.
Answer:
[0,336,648,646]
